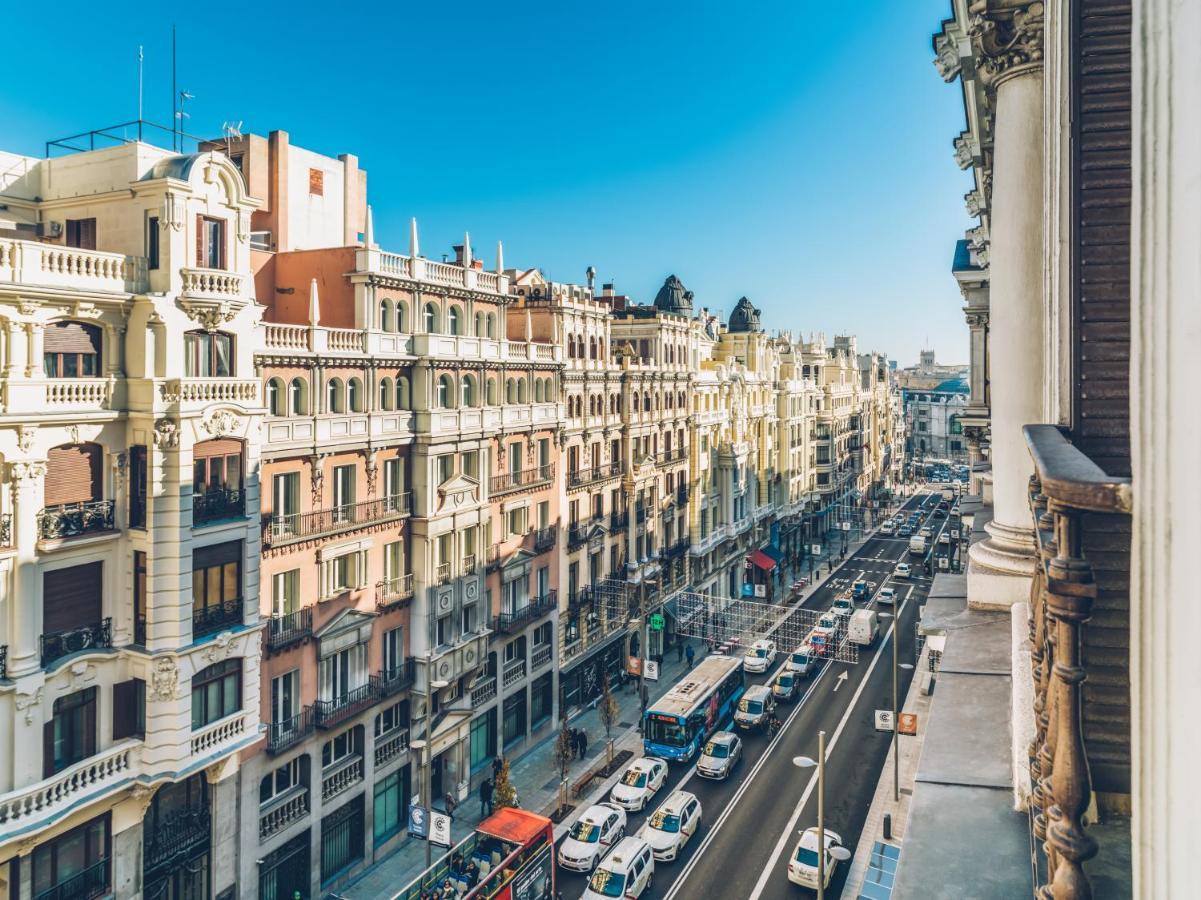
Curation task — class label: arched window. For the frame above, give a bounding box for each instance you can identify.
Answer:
[517,379,527,403]
[396,301,409,333]
[643,393,651,412]
[437,375,454,408]
[475,312,485,337]
[534,380,544,403]
[486,377,497,406]
[267,378,285,416]
[379,377,394,410]
[397,376,411,409]
[424,303,439,334]
[327,377,344,413]
[598,339,605,360]
[448,306,462,336]
[185,330,234,377]
[380,299,394,332]
[486,313,496,338]
[461,374,477,407]
[505,379,517,404]
[289,377,307,415]
[348,377,364,413]
[44,321,102,378]
[589,337,597,360]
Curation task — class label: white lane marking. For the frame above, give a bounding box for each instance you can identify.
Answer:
[661,661,833,900]
[744,591,915,900]
[832,671,848,692]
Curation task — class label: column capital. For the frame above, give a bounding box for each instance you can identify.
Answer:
[969,1,1045,87]
[8,459,47,484]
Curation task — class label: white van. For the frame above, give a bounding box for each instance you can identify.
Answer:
[583,836,656,899]
[848,609,878,647]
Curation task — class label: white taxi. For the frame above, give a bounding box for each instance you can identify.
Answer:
[787,827,846,889]
[559,802,627,872]
[609,757,668,812]
[637,790,702,862]
[582,836,655,900]
[742,639,777,673]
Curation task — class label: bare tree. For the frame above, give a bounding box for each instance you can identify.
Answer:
[598,676,620,769]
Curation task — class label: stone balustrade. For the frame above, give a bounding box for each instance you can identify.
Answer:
[160,378,258,404]
[321,755,363,802]
[259,787,309,840]
[180,267,245,297]
[0,741,139,833]
[44,378,114,409]
[0,238,146,293]
[190,713,248,757]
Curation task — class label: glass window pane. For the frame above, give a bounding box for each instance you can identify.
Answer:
[223,562,240,601]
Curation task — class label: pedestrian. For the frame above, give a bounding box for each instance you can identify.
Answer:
[444,791,457,821]
[676,640,684,663]
[579,728,588,758]
[570,727,580,760]
[479,777,493,818]
[685,643,695,670]
[492,756,503,780]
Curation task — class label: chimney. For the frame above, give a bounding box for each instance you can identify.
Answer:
[586,266,596,292]
[452,244,465,265]
[602,282,615,297]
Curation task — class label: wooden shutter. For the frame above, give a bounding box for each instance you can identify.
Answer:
[193,438,242,458]
[43,720,54,778]
[112,679,145,740]
[194,540,242,569]
[44,322,101,355]
[196,213,205,267]
[45,444,101,507]
[42,562,103,633]
[1072,0,1132,478]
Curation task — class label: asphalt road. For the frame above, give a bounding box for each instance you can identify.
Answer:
[554,492,952,900]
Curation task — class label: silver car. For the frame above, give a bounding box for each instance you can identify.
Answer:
[696,731,742,780]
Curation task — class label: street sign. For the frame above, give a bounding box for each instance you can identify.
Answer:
[898,713,918,735]
[874,709,895,733]
[753,584,767,598]
[430,811,453,847]
[408,803,429,840]
[644,659,660,682]
[649,613,665,631]
[841,522,851,531]
[811,544,822,556]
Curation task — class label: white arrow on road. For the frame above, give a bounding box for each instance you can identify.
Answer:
[832,671,849,692]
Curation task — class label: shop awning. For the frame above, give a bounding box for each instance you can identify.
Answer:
[749,550,777,571]
[761,545,784,564]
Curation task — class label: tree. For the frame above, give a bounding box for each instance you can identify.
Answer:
[598,677,620,768]
[492,757,518,811]
[552,718,576,813]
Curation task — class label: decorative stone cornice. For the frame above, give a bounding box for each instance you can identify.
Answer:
[968,1,1045,87]
[933,19,966,82]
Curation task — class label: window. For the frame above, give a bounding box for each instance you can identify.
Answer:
[503,689,527,746]
[44,321,102,378]
[379,299,394,332]
[260,756,306,805]
[470,708,497,771]
[462,599,477,635]
[437,455,454,485]
[379,377,394,410]
[191,541,242,634]
[147,215,160,269]
[384,457,405,501]
[327,377,344,413]
[424,304,438,334]
[436,615,451,646]
[486,377,497,406]
[267,377,285,415]
[461,374,477,407]
[374,768,409,846]
[289,377,308,415]
[319,643,368,701]
[321,726,363,768]
[273,472,300,521]
[375,700,408,738]
[533,622,552,647]
[112,679,145,741]
[129,446,147,529]
[273,569,299,617]
[33,815,109,900]
[348,377,363,412]
[531,673,553,729]
[437,375,453,408]
[184,330,233,377]
[323,549,366,597]
[504,636,526,664]
[44,688,97,776]
[309,167,324,196]
[507,506,527,537]
[271,669,301,729]
[538,438,551,468]
[462,451,479,481]
[197,216,226,269]
[384,540,407,582]
[448,306,461,336]
[333,464,356,516]
[383,627,404,677]
[65,217,97,250]
[193,441,243,496]
[191,659,242,730]
[321,793,364,883]
[133,551,147,642]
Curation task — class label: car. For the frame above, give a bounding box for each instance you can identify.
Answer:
[879,520,894,535]
[787,642,817,675]
[898,525,913,537]
[734,685,776,732]
[939,531,950,545]
[610,758,668,811]
[933,508,947,519]
[894,562,912,579]
[807,629,833,657]
[787,827,846,889]
[951,528,960,540]
[772,669,800,702]
[852,579,869,601]
[817,612,839,632]
[583,836,655,900]
[637,790,702,862]
[742,639,777,673]
[559,803,628,872]
[848,609,878,646]
[877,586,896,605]
[696,730,743,780]
[831,595,854,618]
[920,526,933,537]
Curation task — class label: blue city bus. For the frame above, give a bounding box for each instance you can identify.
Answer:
[643,655,746,762]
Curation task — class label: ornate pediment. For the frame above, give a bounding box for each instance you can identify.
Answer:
[179,298,245,331]
[437,473,479,511]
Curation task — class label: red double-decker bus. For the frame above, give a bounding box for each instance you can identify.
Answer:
[394,808,555,900]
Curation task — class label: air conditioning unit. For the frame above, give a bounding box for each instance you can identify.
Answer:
[36,221,63,238]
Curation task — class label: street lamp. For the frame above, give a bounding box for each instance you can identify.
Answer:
[794,733,851,900]
[878,611,914,801]
[637,573,660,729]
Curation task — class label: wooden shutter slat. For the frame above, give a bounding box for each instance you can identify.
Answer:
[44,322,101,354]
[194,540,241,569]
[45,444,101,507]
[43,561,103,632]
[193,439,242,458]
[196,213,204,267]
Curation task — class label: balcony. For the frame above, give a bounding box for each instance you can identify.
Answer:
[461,553,478,575]
[533,526,556,553]
[314,676,384,729]
[33,859,109,900]
[657,447,687,466]
[259,786,309,840]
[321,754,364,802]
[490,464,555,497]
[502,658,527,689]
[471,676,497,708]
[568,461,623,489]
[37,500,115,540]
[265,607,313,652]
[568,519,603,550]
[435,562,452,584]
[263,493,412,547]
[663,538,691,560]
[610,511,629,531]
[0,237,147,293]
[193,487,246,526]
[375,729,410,768]
[676,485,689,505]
[144,805,211,875]
[160,378,258,404]
[192,598,244,639]
[190,713,248,757]
[44,378,115,411]
[180,266,246,299]
[267,707,315,755]
[493,592,557,634]
[41,618,112,667]
[380,659,416,698]
[0,740,137,835]
[376,574,414,612]
[531,644,553,671]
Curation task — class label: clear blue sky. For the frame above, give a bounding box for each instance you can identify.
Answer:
[1,0,970,367]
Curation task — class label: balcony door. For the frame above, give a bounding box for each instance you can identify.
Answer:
[332,465,355,522]
[319,643,367,703]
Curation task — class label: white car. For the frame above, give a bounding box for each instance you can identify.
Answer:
[877,587,896,605]
[742,639,777,673]
[637,790,702,862]
[787,642,817,675]
[610,757,668,811]
[939,531,950,545]
[583,836,655,900]
[830,595,854,618]
[787,827,845,889]
[559,802,627,872]
[879,521,894,535]
[920,526,933,538]
[894,562,912,579]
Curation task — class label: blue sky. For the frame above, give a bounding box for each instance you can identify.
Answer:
[1,0,970,367]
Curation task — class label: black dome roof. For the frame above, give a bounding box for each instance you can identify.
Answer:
[653,274,694,315]
[728,296,762,333]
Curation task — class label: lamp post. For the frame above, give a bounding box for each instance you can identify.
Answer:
[637,573,659,730]
[794,732,851,900]
[878,611,914,801]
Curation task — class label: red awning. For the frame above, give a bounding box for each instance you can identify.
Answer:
[749,550,777,571]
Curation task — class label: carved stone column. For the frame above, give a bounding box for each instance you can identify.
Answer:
[8,460,46,678]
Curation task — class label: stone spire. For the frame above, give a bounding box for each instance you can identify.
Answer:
[496,240,504,274]
[308,278,320,327]
[364,205,374,248]
[463,232,472,267]
[409,217,420,258]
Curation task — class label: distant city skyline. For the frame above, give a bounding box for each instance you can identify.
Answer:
[0,0,969,366]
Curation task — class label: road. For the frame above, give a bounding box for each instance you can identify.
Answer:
[554,492,953,899]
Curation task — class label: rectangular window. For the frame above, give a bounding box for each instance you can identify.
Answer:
[437,454,454,485]
[321,726,363,769]
[146,215,160,269]
[333,465,356,516]
[112,679,145,741]
[272,569,299,617]
[504,636,526,665]
[533,622,552,648]
[530,673,553,729]
[197,216,226,269]
[507,507,527,537]
[538,439,550,467]
[184,331,233,377]
[43,322,101,379]
[133,550,147,644]
[65,218,97,250]
[373,769,407,846]
[32,814,109,900]
[271,669,301,727]
[537,501,549,530]
[461,451,479,480]
[193,448,243,496]
[260,756,306,805]
[44,687,97,777]
[383,540,406,581]
[190,659,242,730]
[191,541,242,635]
[320,793,364,883]
[375,700,408,738]
[383,627,403,676]
[319,644,367,701]
[129,446,147,529]
[461,601,477,635]
[470,708,497,772]
[502,689,527,746]
[309,168,324,196]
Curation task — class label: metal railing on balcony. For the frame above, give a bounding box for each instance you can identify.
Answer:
[657,447,687,466]
[33,858,109,900]
[663,538,691,560]
[144,806,211,874]
[193,487,246,525]
[37,500,115,540]
[1023,424,1133,900]
[314,676,383,729]
[471,676,497,708]
[676,485,689,505]
[41,618,112,667]
[568,460,622,489]
[567,521,590,549]
[267,707,315,755]
[533,526,556,553]
[490,464,555,496]
[192,598,244,639]
[380,659,416,697]
[376,574,414,611]
[264,493,412,547]
[492,592,557,634]
[0,645,6,679]
[0,513,11,547]
[265,607,313,652]
[435,562,452,584]
[610,510,629,531]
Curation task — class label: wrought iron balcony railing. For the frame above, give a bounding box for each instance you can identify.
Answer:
[380,659,416,697]
[492,592,557,634]
[314,676,383,729]
[533,526,556,552]
[37,500,115,540]
[0,644,6,679]
[144,806,211,875]
[41,618,112,667]
[490,464,555,496]
[568,461,623,489]
[376,574,414,611]
[33,858,108,900]
[193,487,246,525]
[192,598,244,639]
[0,513,10,547]
[264,493,412,547]
[610,510,628,531]
[266,707,315,755]
[265,607,313,652]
